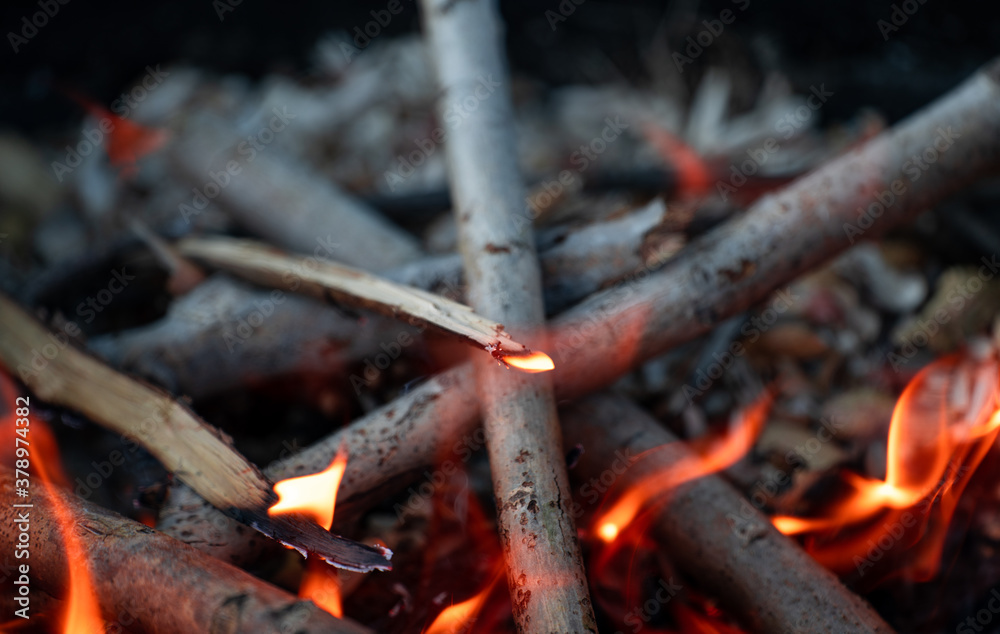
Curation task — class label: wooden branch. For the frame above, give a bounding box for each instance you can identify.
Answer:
[549,58,1000,400]
[538,197,678,314]
[419,0,596,632]
[178,236,548,364]
[0,293,390,572]
[170,113,423,272]
[159,57,1000,582]
[560,393,892,634]
[387,195,676,313]
[96,202,672,398]
[89,274,405,399]
[0,467,372,634]
[159,370,481,565]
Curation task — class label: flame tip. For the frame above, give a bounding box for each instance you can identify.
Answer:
[269,450,349,533]
[500,350,555,373]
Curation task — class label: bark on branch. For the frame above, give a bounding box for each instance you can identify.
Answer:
[560,393,892,634]
[0,467,372,634]
[178,236,546,361]
[417,0,597,630]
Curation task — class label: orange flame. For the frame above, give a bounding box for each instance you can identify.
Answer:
[772,352,1000,580]
[39,464,105,634]
[299,558,343,618]
[268,444,348,531]
[595,390,773,543]
[423,570,501,634]
[500,351,555,373]
[1,372,104,633]
[273,445,350,617]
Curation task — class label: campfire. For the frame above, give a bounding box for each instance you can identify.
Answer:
[2,1,1000,632]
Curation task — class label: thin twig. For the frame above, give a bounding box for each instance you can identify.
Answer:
[419,0,597,631]
[178,236,550,364]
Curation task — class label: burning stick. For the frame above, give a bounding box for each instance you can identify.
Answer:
[96,199,673,398]
[0,466,373,634]
[178,236,554,369]
[419,0,596,631]
[560,393,892,634]
[160,57,1000,577]
[158,370,482,565]
[0,293,390,572]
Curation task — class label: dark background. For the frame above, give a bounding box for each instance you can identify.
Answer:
[1,0,998,136]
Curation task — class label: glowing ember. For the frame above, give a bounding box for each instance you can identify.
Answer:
[499,350,555,373]
[66,90,169,178]
[269,445,348,531]
[771,351,1000,580]
[597,522,619,543]
[642,123,712,198]
[299,558,343,617]
[594,390,773,543]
